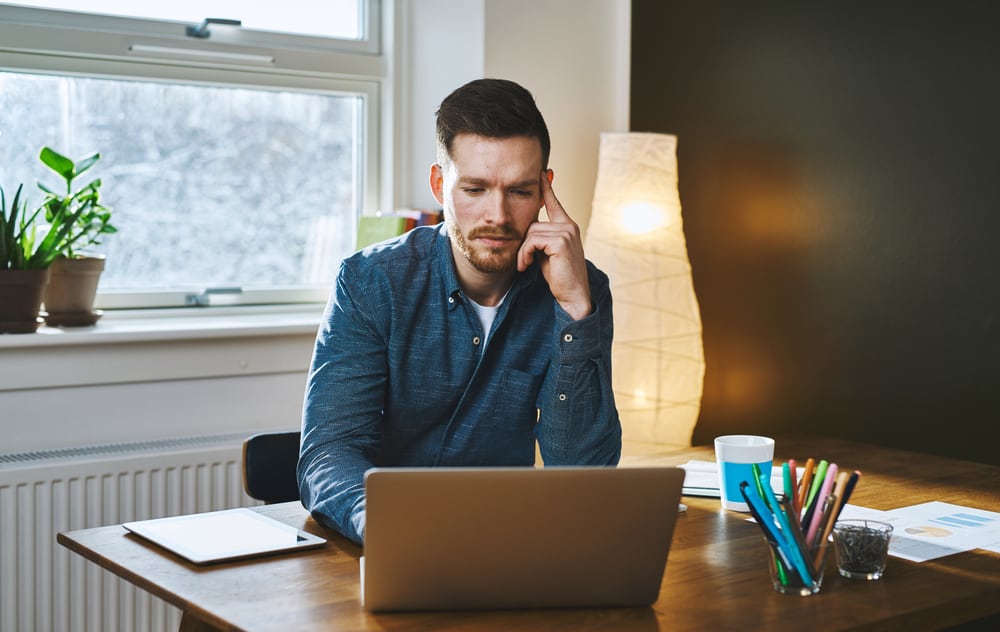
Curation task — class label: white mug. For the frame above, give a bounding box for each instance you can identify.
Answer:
[714,435,775,511]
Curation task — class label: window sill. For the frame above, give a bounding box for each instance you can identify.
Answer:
[0,304,324,391]
[0,304,324,349]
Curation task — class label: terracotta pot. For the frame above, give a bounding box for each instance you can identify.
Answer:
[42,255,106,327]
[0,268,50,333]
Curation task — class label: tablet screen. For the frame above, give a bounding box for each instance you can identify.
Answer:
[123,508,326,564]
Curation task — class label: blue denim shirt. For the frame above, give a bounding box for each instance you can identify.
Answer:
[298,224,621,543]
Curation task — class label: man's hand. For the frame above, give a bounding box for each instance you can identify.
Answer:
[517,171,593,320]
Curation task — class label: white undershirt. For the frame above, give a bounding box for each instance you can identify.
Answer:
[468,290,510,347]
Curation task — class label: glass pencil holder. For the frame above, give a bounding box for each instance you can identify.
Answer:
[832,519,893,580]
[763,536,827,596]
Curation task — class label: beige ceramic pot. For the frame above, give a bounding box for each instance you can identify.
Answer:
[42,255,105,327]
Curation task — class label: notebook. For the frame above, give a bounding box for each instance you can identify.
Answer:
[122,508,326,565]
[361,466,685,612]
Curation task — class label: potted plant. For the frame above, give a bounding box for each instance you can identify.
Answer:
[1,183,85,333]
[37,146,117,327]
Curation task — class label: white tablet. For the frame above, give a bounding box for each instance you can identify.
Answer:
[122,507,326,565]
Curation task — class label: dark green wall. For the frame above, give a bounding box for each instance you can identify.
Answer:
[631,1,1000,464]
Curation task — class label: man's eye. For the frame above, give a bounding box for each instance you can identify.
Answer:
[462,187,484,195]
[511,189,532,197]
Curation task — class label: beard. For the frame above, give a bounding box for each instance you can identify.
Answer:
[447,221,523,273]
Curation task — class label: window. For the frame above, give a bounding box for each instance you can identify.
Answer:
[0,1,382,308]
[6,1,363,40]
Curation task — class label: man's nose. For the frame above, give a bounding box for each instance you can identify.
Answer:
[482,191,510,224]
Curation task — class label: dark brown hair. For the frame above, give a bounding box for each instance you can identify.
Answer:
[435,78,551,168]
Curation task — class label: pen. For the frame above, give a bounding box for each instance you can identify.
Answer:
[756,467,814,585]
[740,482,790,586]
[826,470,851,528]
[780,492,817,581]
[797,458,816,513]
[813,470,851,569]
[783,461,795,513]
[751,462,772,511]
[801,460,832,531]
[805,459,829,510]
[806,463,838,548]
[740,482,794,583]
[833,470,861,523]
[787,459,798,514]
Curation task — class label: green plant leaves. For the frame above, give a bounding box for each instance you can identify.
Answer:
[36,146,115,259]
[1,183,52,270]
[3,147,116,268]
[39,146,76,182]
[75,152,101,176]
[39,147,102,185]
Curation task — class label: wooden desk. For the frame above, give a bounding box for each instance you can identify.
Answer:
[58,438,1000,631]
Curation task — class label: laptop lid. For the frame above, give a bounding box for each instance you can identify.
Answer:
[362,466,684,612]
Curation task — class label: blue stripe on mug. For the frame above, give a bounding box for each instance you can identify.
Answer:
[721,460,773,506]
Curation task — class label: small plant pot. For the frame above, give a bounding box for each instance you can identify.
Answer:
[42,255,105,327]
[0,268,51,333]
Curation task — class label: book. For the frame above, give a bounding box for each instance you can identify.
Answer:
[355,209,442,250]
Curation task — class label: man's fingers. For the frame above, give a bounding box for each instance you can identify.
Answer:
[540,170,572,223]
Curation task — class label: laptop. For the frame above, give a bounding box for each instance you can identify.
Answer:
[361,466,685,612]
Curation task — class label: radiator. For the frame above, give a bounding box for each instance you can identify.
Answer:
[0,433,257,632]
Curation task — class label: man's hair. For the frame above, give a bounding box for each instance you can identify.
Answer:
[435,78,551,169]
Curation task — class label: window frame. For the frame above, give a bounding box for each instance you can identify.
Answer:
[0,2,380,55]
[0,1,384,309]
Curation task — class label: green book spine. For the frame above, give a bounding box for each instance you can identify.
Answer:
[356,216,409,250]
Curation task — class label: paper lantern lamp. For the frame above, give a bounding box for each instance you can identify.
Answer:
[585,132,705,449]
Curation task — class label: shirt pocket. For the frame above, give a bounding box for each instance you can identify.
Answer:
[489,368,544,432]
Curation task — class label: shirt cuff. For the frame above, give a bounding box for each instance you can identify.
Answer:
[554,302,603,362]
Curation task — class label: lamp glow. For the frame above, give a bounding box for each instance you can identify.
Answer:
[619,201,667,235]
[585,132,705,450]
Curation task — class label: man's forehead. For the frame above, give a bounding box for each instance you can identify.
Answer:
[447,133,543,177]
[452,133,541,157]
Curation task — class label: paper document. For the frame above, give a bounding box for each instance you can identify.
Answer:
[678,460,790,497]
[879,501,1000,562]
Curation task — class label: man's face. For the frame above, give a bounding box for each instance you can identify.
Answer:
[431,134,545,274]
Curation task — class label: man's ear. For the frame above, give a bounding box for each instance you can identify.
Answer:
[545,168,554,184]
[429,163,445,205]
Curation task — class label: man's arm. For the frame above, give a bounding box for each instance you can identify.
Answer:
[535,265,622,465]
[297,264,387,544]
[520,173,620,463]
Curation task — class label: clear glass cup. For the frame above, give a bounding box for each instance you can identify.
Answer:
[764,536,826,596]
[832,519,893,580]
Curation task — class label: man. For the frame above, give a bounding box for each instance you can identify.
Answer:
[298,78,621,544]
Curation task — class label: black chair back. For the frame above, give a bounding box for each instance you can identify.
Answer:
[242,430,302,503]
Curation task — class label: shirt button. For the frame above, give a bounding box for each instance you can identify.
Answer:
[558,393,567,401]
[448,296,455,304]
[473,336,481,345]
[563,333,573,343]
